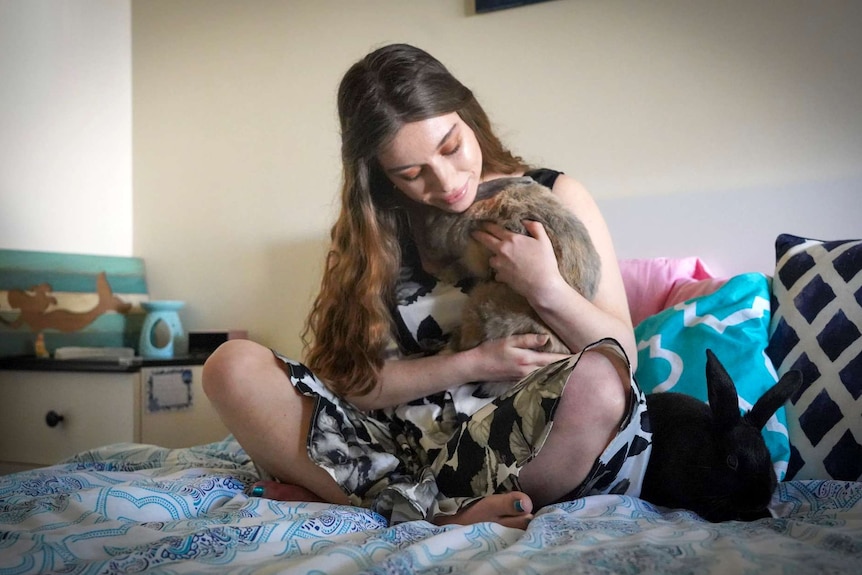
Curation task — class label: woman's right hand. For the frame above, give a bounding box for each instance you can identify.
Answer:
[469,334,570,382]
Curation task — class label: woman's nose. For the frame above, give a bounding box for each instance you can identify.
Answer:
[430,162,456,193]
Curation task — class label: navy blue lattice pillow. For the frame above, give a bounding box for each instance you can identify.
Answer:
[767,234,862,481]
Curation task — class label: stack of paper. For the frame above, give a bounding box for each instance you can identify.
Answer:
[54,347,136,361]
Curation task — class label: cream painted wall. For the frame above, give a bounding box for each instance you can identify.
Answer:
[132,0,862,358]
[0,0,132,256]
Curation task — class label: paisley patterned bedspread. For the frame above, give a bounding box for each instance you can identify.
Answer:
[1,437,860,574]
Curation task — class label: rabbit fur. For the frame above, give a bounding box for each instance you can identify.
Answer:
[422,176,601,353]
[641,349,802,522]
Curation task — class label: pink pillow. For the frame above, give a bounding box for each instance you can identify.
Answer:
[664,277,728,309]
[619,257,726,326]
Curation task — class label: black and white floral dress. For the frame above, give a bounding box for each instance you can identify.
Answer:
[272,169,652,523]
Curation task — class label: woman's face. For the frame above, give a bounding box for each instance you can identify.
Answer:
[377,112,483,213]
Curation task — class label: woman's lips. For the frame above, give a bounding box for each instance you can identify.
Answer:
[443,183,468,206]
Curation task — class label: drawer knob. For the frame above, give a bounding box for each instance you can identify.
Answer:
[45,410,65,428]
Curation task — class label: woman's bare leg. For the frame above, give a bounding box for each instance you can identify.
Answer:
[517,347,629,508]
[202,339,349,505]
[432,348,628,527]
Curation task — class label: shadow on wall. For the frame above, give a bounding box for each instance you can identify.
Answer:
[254,236,331,356]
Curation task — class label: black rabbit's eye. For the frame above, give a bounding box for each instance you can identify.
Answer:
[726,454,739,471]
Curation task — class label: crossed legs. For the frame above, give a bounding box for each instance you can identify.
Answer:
[203,340,628,528]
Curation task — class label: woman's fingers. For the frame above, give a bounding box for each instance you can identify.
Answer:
[521,219,548,240]
[510,334,568,357]
[510,333,549,349]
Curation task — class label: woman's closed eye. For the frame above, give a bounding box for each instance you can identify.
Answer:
[400,169,422,182]
[441,142,461,156]
[396,146,459,182]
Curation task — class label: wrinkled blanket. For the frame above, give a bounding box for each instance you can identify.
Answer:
[1,437,860,574]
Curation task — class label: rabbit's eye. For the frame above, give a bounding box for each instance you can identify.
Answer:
[726,454,739,471]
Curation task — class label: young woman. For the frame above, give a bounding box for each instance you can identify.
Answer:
[203,43,650,529]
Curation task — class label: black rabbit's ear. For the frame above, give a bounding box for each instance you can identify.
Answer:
[706,349,741,432]
[746,370,803,430]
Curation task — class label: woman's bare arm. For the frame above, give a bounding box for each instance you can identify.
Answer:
[345,333,568,411]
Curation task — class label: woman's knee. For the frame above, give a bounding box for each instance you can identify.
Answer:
[559,350,629,432]
[202,339,275,403]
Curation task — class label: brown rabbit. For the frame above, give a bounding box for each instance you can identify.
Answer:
[422,176,601,353]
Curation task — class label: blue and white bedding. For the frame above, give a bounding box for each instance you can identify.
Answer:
[1,436,861,574]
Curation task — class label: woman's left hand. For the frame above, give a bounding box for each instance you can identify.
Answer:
[471,220,563,299]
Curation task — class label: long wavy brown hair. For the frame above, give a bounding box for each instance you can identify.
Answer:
[303,43,529,398]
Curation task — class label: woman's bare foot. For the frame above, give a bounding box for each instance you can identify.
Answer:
[434,492,534,530]
[249,480,327,503]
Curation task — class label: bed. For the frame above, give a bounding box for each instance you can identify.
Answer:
[2,231,861,574]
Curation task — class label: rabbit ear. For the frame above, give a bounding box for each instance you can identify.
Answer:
[706,349,742,432]
[745,370,803,430]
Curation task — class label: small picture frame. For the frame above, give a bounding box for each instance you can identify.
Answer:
[147,368,193,412]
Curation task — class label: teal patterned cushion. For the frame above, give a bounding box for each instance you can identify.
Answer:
[766,234,862,481]
[635,273,791,479]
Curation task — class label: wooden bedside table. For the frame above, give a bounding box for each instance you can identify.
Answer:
[0,356,229,474]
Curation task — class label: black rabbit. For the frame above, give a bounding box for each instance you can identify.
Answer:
[641,349,802,522]
[422,176,601,354]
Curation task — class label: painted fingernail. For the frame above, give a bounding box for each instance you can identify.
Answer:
[514,499,524,513]
[251,486,265,497]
